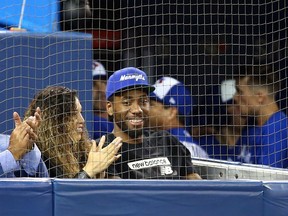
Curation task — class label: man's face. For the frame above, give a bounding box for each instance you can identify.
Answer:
[108,89,150,139]
[233,77,259,116]
[93,79,107,113]
[226,103,247,127]
[148,99,169,130]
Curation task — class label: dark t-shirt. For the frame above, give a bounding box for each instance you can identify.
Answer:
[102,130,195,179]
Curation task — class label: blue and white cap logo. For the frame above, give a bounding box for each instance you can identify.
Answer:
[119,73,146,81]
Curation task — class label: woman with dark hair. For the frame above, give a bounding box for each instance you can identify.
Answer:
[25,86,122,178]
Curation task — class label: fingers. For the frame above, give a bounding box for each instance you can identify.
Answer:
[102,137,122,159]
[27,127,37,141]
[34,107,41,127]
[105,137,122,148]
[25,107,41,131]
[13,112,22,127]
[35,107,41,115]
[15,121,30,138]
[112,139,122,156]
[90,136,122,161]
[97,136,106,151]
[106,153,122,165]
[85,136,122,177]
[112,137,122,146]
[26,118,36,131]
[90,140,97,152]
[115,154,121,159]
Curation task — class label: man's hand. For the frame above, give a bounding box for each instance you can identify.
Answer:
[8,108,41,160]
[186,173,202,180]
[25,107,42,141]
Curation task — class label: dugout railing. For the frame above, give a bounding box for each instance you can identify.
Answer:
[192,157,288,180]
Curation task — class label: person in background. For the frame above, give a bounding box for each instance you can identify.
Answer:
[148,76,208,158]
[0,108,48,177]
[25,86,122,178]
[233,65,288,168]
[92,60,113,139]
[101,67,201,180]
[192,79,248,161]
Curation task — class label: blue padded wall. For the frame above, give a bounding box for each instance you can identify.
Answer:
[53,179,263,216]
[0,179,287,216]
[263,181,288,216]
[0,179,53,216]
[0,32,93,136]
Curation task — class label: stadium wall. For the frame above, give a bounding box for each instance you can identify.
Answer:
[0,32,93,136]
[0,179,287,216]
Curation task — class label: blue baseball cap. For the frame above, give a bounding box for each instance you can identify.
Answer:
[150,77,194,126]
[92,60,107,80]
[106,67,155,100]
[192,79,236,126]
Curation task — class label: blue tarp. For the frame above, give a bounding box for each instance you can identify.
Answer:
[0,0,59,32]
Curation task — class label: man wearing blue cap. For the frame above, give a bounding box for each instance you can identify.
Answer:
[92,60,113,139]
[149,77,208,159]
[101,67,201,179]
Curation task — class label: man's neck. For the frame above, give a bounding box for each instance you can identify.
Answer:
[162,118,184,130]
[113,128,143,144]
[256,102,279,126]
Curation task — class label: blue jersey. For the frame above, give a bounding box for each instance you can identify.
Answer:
[237,111,288,168]
[198,135,241,161]
[168,128,209,158]
[198,111,288,168]
[93,115,114,140]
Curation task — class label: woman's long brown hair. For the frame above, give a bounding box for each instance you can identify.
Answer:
[25,86,91,178]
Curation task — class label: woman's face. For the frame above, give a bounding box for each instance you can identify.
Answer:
[70,97,85,143]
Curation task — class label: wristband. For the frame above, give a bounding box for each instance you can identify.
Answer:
[74,169,91,179]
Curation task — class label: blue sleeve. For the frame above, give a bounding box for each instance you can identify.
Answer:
[0,134,19,177]
[256,132,288,168]
[0,149,19,177]
[253,118,288,168]
[20,144,42,175]
[0,134,49,177]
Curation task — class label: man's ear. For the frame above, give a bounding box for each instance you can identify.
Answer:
[168,107,178,120]
[107,101,114,116]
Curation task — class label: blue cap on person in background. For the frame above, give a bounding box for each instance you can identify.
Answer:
[192,79,236,126]
[150,77,194,126]
[106,67,155,100]
[92,60,107,80]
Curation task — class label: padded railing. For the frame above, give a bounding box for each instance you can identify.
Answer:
[0,178,287,216]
